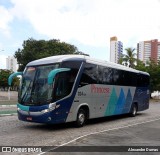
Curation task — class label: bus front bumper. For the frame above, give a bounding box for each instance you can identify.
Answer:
[17,108,65,124]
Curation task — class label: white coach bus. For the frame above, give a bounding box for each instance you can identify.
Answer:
[9,55,150,127]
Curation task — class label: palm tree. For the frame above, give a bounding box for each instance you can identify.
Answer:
[118,54,124,65]
[123,48,137,68]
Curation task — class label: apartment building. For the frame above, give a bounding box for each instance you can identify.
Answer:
[137,39,160,64]
[110,36,123,64]
[6,56,17,72]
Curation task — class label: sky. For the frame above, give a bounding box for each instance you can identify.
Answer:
[0,0,160,69]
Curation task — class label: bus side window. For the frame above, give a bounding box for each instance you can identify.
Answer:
[137,74,144,87]
[103,67,113,85]
[53,70,77,101]
[98,65,104,84]
[113,69,120,85]
[54,72,70,100]
[145,75,149,87]
[141,74,149,87]
[79,63,98,86]
[119,70,134,86]
[123,71,131,86]
[130,72,137,86]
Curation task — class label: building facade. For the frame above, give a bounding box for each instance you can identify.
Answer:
[137,39,160,64]
[110,36,123,63]
[6,56,17,72]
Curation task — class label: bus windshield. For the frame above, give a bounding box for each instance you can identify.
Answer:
[19,64,59,105]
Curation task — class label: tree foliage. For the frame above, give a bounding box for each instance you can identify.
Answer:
[14,38,78,71]
[123,48,137,68]
[0,69,19,89]
[135,59,160,93]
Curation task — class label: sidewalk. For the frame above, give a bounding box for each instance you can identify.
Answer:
[0,91,17,115]
[0,91,18,104]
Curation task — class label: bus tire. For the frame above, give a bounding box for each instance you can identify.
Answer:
[129,103,137,117]
[75,108,87,127]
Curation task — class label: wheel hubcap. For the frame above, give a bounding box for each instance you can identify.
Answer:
[133,106,136,115]
[79,113,85,124]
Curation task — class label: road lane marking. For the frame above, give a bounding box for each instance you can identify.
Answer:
[38,116,160,155]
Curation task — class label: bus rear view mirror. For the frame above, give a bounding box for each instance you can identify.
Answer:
[48,68,70,85]
[8,72,23,86]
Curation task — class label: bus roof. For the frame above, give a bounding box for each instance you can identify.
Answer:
[27,54,149,76]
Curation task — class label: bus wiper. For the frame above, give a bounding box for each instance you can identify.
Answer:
[21,81,33,103]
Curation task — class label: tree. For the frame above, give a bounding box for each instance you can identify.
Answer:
[118,54,124,65]
[0,69,19,90]
[135,59,146,72]
[123,48,137,68]
[146,59,160,93]
[14,38,78,71]
[135,59,160,93]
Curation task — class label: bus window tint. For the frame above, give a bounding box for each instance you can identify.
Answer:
[122,71,130,86]
[80,63,148,87]
[80,63,98,85]
[130,72,137,86]
[103,67,113,84]
[61,61,82,69]
[117,70,137,86]
[53,70,77,101]
[137,74,149,87]
[113,69,120,85]
[99,66,138,86]
[98,65,104,84]
[144,75,149,87]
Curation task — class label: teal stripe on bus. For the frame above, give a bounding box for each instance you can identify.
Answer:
[105,87,118,116]
[17,103,29,111]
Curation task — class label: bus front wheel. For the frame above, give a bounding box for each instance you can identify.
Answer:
[129,103,138,117]
[75,109,87,127]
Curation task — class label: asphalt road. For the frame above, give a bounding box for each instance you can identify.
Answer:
[0,102,160,155]
[57,119,160,155]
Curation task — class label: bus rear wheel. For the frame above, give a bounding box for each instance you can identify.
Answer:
[129,103,137,117]
[75,109,87,127]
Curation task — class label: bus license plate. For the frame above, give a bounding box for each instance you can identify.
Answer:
[26,117,32,121]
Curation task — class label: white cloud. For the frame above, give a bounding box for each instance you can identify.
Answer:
[0,54,7,69]
[0,5,13,37]
[9,0,160,48]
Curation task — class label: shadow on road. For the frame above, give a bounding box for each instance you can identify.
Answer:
[21,112,147,131]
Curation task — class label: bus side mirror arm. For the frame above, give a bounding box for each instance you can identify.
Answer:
[8,72,23,86]
[48,68,70,85]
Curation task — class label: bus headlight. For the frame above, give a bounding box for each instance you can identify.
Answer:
[41,103,60,114]
[49,102,56,110]
[49,102,60,110]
